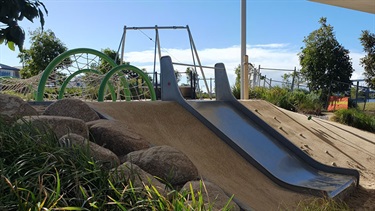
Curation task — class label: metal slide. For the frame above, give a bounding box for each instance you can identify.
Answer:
[160,56,359,199]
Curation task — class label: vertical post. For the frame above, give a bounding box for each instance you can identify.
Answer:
[190,70,193,99]
[291,67,296,91]
[193,72,196,99]
[355,81,359,105]
[240,0,247,99]
[263,76,266,87]
[155,72,159,99]
[120,26,126,65]
[257,65,261,88]
[153,25,159,98]
[270,78,272,88]
[243,55,249,99]
[210,78,213,97]
[155,26,162,61]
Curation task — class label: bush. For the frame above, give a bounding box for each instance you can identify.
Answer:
[332,108,375,132]
[297,92,323,115]
[246,87,323,115]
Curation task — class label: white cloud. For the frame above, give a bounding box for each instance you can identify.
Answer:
[350,51,365,80]
[250,43,290,48]
[123,44,366,89]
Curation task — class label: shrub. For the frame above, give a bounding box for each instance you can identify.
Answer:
[332,108,375,132]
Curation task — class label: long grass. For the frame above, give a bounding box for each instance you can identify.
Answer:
[0,118,234,210]
[296,197,350,211]
[332,108,375,133]
[357,102,375,111]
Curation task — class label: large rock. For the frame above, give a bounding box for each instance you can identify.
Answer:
[110,162,167,196]
[43,98,100,122]
[88,120,151,156]
[125,145,199,186]
[181,180,240,211]
[0,94,37,122]
[59,133,120,169]
[86,119,107,128]
[19,116,89,139]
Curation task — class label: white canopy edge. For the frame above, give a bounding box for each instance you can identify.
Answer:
[309,0,375,14]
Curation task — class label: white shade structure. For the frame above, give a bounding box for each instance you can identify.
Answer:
[309,0,375,14]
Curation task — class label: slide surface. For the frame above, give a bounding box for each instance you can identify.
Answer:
[160,56,359,198]
[188,100,355,197]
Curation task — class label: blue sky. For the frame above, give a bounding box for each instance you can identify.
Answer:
[0,0,374,85]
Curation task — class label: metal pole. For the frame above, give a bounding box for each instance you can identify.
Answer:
[155,26,162,61]
[291,67,296,91]
[355,81,359,105]
[153,25,159,98]
[187,25,211,98]
[241,0,247,99]
[124,26,187,30]
[210,78,212,96]
[243,55,249,99]
[120,26,127,65]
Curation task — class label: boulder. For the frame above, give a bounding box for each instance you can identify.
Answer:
[86,119,108,128]
[125,145,199,186]
[43,98,100,122]
[0,94,37,122]
[181,180,240,211]
[88,120,150,156]
[59,133,120,169]
[109,162,167,196]
[19,116,89,139]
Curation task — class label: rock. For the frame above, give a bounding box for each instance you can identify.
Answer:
[19,116,89,139]
[59,133,120,168]
[110,162,167,196]
[43,98,100,122]
[181,180,240,211]
[88,120,150,156]
[125,145,199,186]
[86,119,108,128]
[0,93,38,122]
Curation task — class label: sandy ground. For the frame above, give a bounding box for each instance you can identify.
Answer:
[85,100,375,210]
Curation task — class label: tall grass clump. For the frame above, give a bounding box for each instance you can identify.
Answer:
[0,118,110,210]
[332,108,375,133]
[247,87,323,115]
[0,118,234,210]
[296,197,350,211]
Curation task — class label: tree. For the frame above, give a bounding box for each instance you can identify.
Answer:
[359,30,375,89]
[185,67,198,85]
[281,71,306,90]
[299,17,353,101]
[0,0,47,51]
[18,28,68,78]
[97,48,122,73]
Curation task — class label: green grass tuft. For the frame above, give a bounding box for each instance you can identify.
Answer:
[332,108,375,133]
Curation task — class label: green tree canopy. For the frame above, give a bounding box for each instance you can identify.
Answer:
[185,67,199,85]
[299,17,354,100]
[97,48,122,73]
[18,28,68,78]
[359,30,375,89]
[0,0,47,51]
[234,64,241,88]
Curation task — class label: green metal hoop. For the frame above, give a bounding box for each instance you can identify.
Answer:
[98,64,156,102]
[36,48,117,101]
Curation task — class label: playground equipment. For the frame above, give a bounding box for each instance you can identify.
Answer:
[160,55,359,199]
[0,48,156,101]
[116,25,211,98]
